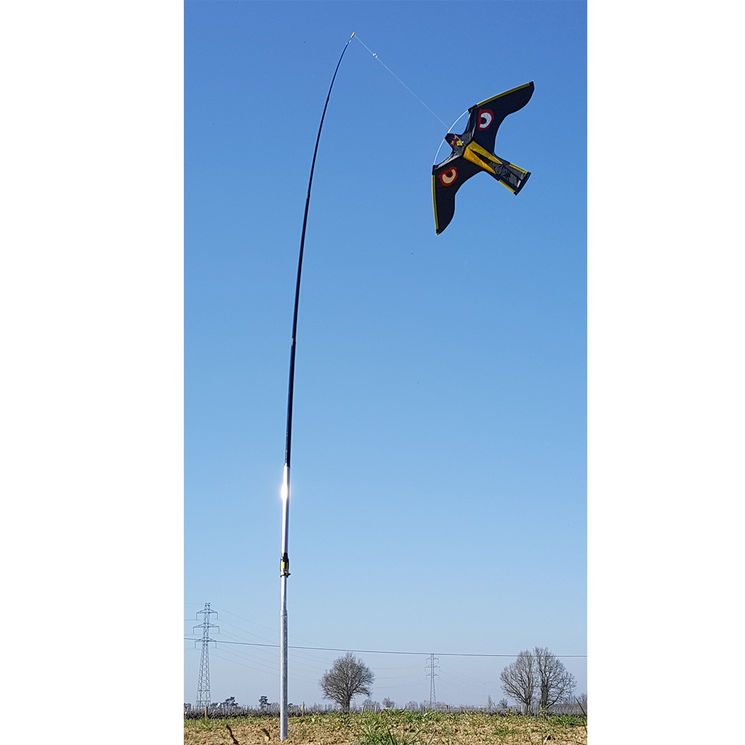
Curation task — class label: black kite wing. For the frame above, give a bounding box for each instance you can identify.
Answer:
[432,155,482,235]
[466,82,534,153]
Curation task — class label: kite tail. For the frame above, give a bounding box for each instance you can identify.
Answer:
[494,160,531,195]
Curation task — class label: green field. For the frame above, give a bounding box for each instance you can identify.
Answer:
[184,710,587,745]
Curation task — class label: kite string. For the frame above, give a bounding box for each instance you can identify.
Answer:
[353,35,449,129]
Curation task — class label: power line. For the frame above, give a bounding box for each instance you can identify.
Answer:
[183,637,586,659]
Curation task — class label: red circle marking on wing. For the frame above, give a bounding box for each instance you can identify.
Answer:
[439,167,458,186]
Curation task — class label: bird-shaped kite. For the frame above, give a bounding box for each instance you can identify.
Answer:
[432,81,534,234]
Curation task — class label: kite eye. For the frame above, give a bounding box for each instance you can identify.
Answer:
[478,109,494,129]
[440,167,458,186]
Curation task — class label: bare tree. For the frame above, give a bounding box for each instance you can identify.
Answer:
[500,650,536,713]
[500,647,577,715]
[534,647,576,712]
[320,653,374,713]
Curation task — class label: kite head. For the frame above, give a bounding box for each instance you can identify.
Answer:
[445,132,465,150]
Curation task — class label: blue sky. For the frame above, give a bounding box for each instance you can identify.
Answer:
[185,0,586,708]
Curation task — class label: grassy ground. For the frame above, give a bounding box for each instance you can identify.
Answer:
[184,710,587,745]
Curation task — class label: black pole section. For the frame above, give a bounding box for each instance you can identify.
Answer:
[285,35,353,474]
[279,33,354,741]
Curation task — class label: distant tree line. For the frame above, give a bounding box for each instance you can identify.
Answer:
[185,646,584,719]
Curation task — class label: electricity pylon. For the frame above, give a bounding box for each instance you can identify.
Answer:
[425,653,439,708]
[194,602,219,709]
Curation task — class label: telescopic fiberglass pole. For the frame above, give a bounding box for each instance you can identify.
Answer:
[279,33,355,741]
